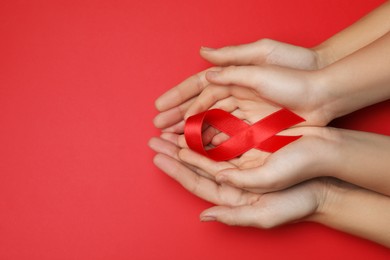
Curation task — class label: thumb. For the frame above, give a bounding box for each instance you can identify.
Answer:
[200,205,264,227]
[200,40,271,66]
[200,181,321,228]
[200,204,290,229]
[205,65,309,109]
[205,65,267,94]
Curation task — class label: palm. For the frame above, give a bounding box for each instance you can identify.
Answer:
[180,85,284,170]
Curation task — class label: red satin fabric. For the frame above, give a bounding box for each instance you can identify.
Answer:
[184,109,305,161]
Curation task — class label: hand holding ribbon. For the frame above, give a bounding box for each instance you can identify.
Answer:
[184,108,304,161]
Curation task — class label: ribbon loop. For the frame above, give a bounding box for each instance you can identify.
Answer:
[184,108,305,161]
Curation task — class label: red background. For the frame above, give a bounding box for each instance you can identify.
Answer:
[1,0,389,259]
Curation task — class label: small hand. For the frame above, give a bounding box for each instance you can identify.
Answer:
[185,66,331,128]
[154,39,323,132]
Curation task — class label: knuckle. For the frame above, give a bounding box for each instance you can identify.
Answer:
[194,72,207,92]
[258,38,274,45]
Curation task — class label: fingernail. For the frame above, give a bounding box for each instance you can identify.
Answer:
[201,46,215,51]
[200,215,216,222]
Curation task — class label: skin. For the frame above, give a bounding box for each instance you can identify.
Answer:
[153,2,390,132]
[148,137,390,248]
[198,31,390,125]
[150,1,390,248]
[158,87,390,197]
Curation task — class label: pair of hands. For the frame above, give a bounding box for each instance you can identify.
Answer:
[150,39,351,227]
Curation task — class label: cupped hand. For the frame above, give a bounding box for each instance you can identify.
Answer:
[148,136,328,228]
[185,65,332,127]
[153,39,324,132]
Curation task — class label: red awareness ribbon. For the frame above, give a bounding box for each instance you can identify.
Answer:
[184,108,305,161]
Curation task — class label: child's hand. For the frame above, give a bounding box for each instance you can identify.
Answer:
[199,39,322,70]
[186,66,332,127]
[153,39,323,132]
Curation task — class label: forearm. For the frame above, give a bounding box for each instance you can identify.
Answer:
[315,31,390,119]
[314,1,390,67]
[316,127,390,196]
[313,181,390,248]
[333,129,390,196]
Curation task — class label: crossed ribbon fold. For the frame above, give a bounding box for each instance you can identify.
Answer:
[184,108,305,161]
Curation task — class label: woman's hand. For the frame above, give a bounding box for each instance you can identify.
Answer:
[149,136,390,249]
[148,136,327,228]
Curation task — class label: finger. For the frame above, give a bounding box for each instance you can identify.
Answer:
[214,160,285,193]
[155,68,217,112]
[148,137,180,160]
[210,132,230,146]
[177,134,187,148]
[176,122,223,149]
[185,84,237,119]
[201,39,318,70]
[160,132,181,146]
[205,65,310,113]
[159,94,239,133]
[200,205,264,227]
[206,66,265,91]
[209,96,238,113]
[154,97,195,129]
[189,165,216,180]
[200,40,270,66]
[178,148,235,177]
[154,153,219,201]
[161,120,185,134]
[153,153,234,205]
[161,131,222,152]
[230,149,269,169]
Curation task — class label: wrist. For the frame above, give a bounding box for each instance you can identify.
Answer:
[308,178,354,225]
[310,178,390,247]
[309,127,344,176]
[306,69,339,125]
[312,43,336,69]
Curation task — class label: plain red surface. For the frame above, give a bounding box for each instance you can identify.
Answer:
[1,0,389,259]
